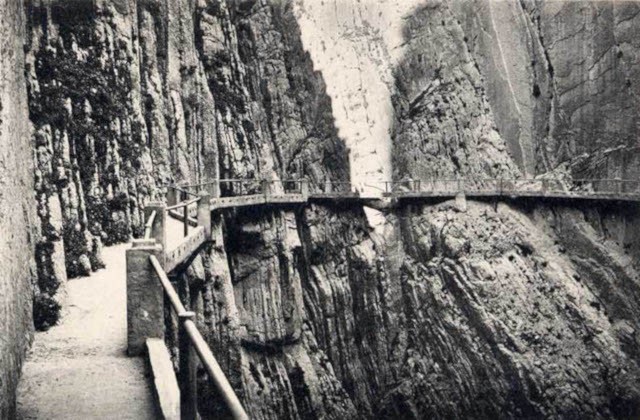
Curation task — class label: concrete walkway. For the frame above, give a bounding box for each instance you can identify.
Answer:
[16,243,159,420]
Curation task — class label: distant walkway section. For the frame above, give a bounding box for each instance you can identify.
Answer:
[16,243,159,420]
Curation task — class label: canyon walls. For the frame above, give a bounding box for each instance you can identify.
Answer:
[24,0,348,330]
[0,0,36,417]
[380,0,640,417]
[9,0,640,418]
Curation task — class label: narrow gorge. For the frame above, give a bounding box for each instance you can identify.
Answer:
[1,0,640,418]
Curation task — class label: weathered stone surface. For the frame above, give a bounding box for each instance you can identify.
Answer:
[0,0,36,417]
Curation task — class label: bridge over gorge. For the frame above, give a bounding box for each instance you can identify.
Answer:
[18,177,639,420]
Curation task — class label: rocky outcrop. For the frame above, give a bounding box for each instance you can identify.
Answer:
[381,1,640,417]
[391,2,521,181]
[0,0,36,417]
[377,201,640,418]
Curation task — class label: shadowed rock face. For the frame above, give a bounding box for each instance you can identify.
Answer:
[0,0,36,417]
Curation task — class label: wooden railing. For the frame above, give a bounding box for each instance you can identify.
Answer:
[128,187,247,419]
[143,210,157,239]
[149,255,248,420]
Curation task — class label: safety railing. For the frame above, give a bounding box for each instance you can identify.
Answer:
[129,186,246,419]
[316,180,357,194]
[166,196,200,238]
[171,177,639,205]
[383,178,640,199]
[149,255,249,420]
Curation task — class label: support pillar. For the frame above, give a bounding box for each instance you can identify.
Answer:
[127,239,165,356]
[455,192,467,212]
[210,181,220,198]
[197,192,212,238]
[179,312,198,420]
[262,179,271,199]
[301,178,310,200]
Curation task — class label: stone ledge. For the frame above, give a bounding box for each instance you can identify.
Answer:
[146,338,180,420]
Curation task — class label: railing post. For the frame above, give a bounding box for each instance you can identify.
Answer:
[325,180,333,193]
[211,181,220,198]
[183,204,189,237]
[145,203,167,251]
[126,239,165,356]
[301,178,310,200]
[167,187,178,206]
[198,193,212,238]
[262,179,271,199]
[541,179,548,194]
[179,312,198,420]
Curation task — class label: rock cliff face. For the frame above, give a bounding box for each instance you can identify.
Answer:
[0,0,36,417]
[25,0,348,329]
[14,0,640,418]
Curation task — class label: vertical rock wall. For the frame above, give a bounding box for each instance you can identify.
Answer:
[0,0,36,416]
[25,0,350,330]
[381,0,640,417]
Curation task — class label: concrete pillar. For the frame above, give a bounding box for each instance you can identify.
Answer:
[127,239,165,356]
[179,311,198,420]
[301,178,310,200]
[262,179,271,199]
[455,192,467,212]
[325,180,333,193]
[197,192,211,238]
[145,203,167,251]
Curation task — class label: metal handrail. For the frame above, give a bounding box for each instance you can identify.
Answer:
[149,255,249,420]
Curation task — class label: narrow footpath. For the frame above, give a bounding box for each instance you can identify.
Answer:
[16,243,159,420]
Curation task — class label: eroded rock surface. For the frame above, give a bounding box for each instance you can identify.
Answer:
[24,0,348,329]
[0,0,36,416]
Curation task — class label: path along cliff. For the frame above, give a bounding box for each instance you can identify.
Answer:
[5,0,640,419]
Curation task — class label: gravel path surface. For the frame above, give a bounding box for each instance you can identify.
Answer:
[16,243,160,420]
